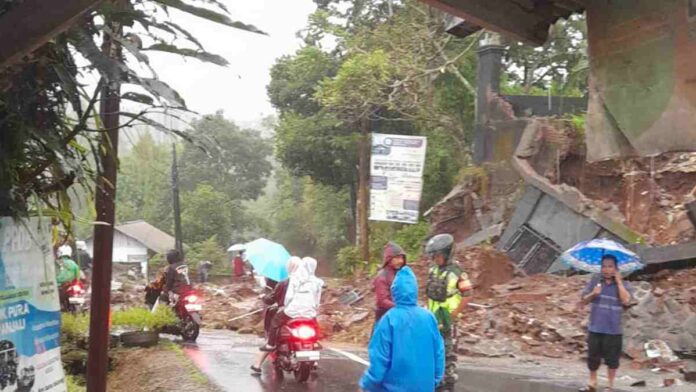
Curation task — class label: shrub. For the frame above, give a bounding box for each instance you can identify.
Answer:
[111,306,177,331]
[336,245,362,276]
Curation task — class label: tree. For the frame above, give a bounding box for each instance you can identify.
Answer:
[181,184,236,245]
[503,15,588,95]
[116,133,172,231]
[178,112,273,201]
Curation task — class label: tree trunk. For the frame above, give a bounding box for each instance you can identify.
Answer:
[357,117,370,263]
[348,181,357,245]
[87,16,122,392]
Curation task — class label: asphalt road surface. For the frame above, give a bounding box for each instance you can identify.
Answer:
[182,329,611,392]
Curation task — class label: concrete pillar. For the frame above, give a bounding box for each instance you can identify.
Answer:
[474,32,505,164]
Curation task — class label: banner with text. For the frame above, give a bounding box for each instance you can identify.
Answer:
[0,218,66,392]
[369,133,427,224]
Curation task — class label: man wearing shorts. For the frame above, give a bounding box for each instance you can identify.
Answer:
[579,254,633,392]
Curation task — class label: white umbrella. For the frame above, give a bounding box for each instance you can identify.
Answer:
[227,243,245,252]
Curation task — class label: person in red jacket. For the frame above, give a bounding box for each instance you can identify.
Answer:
[371,242,406,333]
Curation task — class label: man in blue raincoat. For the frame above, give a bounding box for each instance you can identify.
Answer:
[359,266,445,392]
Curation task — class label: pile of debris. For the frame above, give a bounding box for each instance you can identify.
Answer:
[455,267,696,364]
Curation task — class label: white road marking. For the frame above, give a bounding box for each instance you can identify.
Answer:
[326,346,370,367]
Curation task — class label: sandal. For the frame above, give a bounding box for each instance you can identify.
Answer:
[250,365,262,374]
[578,386,596,392]
[259,344,275,352]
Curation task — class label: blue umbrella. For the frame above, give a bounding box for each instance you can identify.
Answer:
[560,238,645,274]
[243,238,291,282]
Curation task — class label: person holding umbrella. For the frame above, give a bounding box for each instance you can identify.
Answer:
[561,239,641,392]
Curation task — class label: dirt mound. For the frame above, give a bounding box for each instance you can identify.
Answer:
[455,246,516,295]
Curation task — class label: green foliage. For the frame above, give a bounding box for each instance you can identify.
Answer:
[316,49,393,121]
[61,313,91,338]
[263,171,351,266]
[268,46,339,116]
[66,375,86,392]
[181,184,235,245]
[179,112,272,201]
[62,306,178,335]
[503,15,588,95]
[186,236,228,273]
[336,245,362,276]
[335,221,430,277]
[393,221,430,262]
[274,111,356,187]
[116,133,173,232]
[111,306,178,331]
[1,0,264,227]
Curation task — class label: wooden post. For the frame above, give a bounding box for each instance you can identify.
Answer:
[171,143,183,254]
[86,15,122,392]
[357,117,371,263]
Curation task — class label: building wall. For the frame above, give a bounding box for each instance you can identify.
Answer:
[586,0,696,161]
[86,232,149,275]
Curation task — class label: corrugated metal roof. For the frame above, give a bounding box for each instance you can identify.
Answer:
[114,220,175,254]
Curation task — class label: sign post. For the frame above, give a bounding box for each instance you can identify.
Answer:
[369,133,427,224]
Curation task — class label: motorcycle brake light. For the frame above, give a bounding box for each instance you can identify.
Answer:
[185,295,199,303]
[70,284,84,293]
[291,325,316,340]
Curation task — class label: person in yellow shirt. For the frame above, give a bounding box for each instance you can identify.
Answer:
[425,234,472,392]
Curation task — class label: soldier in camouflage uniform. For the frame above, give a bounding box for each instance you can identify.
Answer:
[425,234,473,392]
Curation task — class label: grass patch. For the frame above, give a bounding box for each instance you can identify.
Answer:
[61,306,178,336]
[161,341,209,386]
[66,374,86,392]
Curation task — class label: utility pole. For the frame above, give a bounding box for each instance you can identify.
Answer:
[171,143,183,254]
[87,11,122,392]
[357,117,371,263]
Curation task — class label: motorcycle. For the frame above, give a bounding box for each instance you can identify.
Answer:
[62,280,87,313]
[151,290,203,342]
[272,317,322,383]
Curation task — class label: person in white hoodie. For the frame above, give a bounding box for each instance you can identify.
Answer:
[260,257,323,351]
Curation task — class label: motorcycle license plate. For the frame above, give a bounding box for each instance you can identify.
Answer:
[295,351,320,361]
[69,297,85,305]
[185,304,202,312]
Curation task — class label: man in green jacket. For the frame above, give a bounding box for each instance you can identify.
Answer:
[425,234,473,392]
[56,245,81,309]
[56,245,81,285]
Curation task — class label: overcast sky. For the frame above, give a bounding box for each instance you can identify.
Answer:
[144,0,316,125]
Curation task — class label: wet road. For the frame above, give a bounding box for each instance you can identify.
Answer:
[182,330,591,392]
[182,330,366,391]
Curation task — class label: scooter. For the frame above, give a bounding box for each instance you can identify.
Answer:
[272,318,322,383]
[150,290,203,342]
[63,280,87,313]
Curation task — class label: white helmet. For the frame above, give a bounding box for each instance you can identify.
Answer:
[57,245,73,258]
[76,241,87,251]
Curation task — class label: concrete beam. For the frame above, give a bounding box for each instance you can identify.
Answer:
[421,0,550,45]
[638,242,696,265]
[0,0,102,69]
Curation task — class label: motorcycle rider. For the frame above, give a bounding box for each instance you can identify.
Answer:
[260,257,322,352]
[74,241,92,281]
[55,245,81,310]
[161,249,192,304]
[424,234,473,392]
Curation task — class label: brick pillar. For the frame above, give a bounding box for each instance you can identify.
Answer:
[474,32,505,164]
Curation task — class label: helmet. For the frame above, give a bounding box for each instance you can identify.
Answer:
[57,245,73,258]
[166,249,182,264]
[425,234,454,259]
[75,241,87,251]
